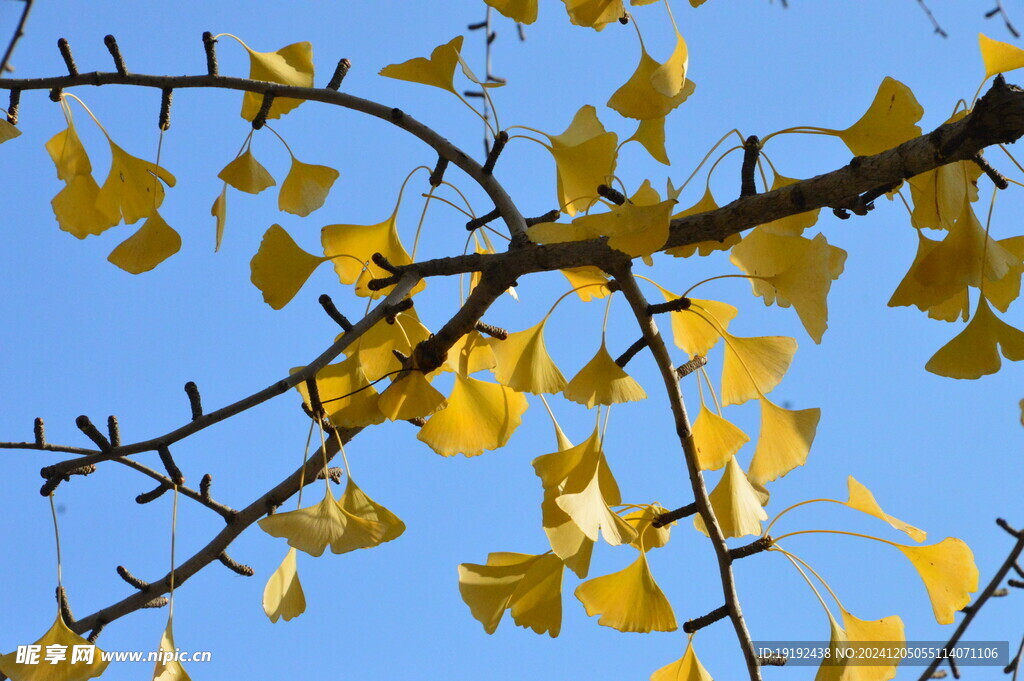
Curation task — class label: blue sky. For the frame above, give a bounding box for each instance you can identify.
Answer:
[1,1,1022,679]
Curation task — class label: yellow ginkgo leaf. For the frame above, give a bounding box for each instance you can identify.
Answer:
[608,44,696,120]
[730,229,847,343]
[908,116,979,231]
[293,356,386,428]
[845,476,926,542]
[897,538,979,625]
[491,320,567,394]
[815,614,851,681]
[443,330,497,376]
[575,553,677,633]
[760,173,820,236]
[377,370,448,421]
[985,235,1024,312]
[562,0,624,30]
[626,116,670,165]
[339,476,405,544]
[458,552,564,637]
[240,41,314,121]
[0,612,110,681]
[560,266,611,300]
[695,457,767,538]
[625,504,672,552]
[669,297,738,356]
[153,617,191,681]
[563,341,646,407]
[379,36,464,94]
[322,205,423,300]
[915,205,1020,293]
[418,375,528,457]
[840,607,905,681]
[51,174,120,239]
[343,311,432,381]
[96,142,176,225]
[572,180,677,257]
[250,224,326,309]
[925,296,1024,379]
[45,123,91,180]
[0,118,20,144]
[651,639,714,681]
[279,157,338,217]
[748,397,820,484]
[507,553,565,637]
[652,30,689,98]
[691,406,749,471]
[555,462,637,546]
[888,230,968,319]
[485,0,539,24]
[719,332,798,407]
[258,487,385,557]
[211,186,227,252]
[980,33,1024,78]
[542,487,595,578]
[218,148,276,194]
[526,219,594,245]
[837,77,923,157]
[108,210,181,274]
[263,548,306,623]
[666,187,741,258]
[544,106,619,216]
[533,426,602,490]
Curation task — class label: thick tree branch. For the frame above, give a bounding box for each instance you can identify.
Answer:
[613,266,762,681]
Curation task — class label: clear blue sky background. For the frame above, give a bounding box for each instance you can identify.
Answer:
[1,1,1021,679]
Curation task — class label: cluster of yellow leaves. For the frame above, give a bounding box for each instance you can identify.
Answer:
[257,474,404,624]
[43,103,179,274]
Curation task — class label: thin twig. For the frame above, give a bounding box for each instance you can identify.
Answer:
[0,0,34,75]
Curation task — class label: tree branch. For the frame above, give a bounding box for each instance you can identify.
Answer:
[0,0,34,75]
[917,520,1024,681]
[613,266,762,681]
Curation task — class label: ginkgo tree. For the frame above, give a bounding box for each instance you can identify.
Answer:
[0,2,1022,681]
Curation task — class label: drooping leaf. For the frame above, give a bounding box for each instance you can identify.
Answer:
[695,457,767,538]
[626,116,670,165]
[691,406,749,471]
[575,553,677,633]
[250,224,326,309]
[491,320,568,394]
[925,296,1024,379]
[668,296,738,356]
[96,142,176,225]
[651,638,715,681]
[293,356,386,428]
[458,552,564,637]
[0,119,21,145]
[257,487,385,557]
[263,548,306,623]
[377,370,448,421]
[417,375,528,457]
[218,148,276,194]
[897,538,979,625]
[51,174,119,239]
[624,504,672,552]
[562,0,625,30]
[107,210,181,274]
[840,607,905,681]
[0,612,110,681]
[560,266,611,300]
[153,617,192,681]
[563,341,646,408]
[719,333,798,407]
[279,157,338,217]
[608,45,696,120]
[748,397,820,484]
[485,0,539,24]
[338,476,405,544]
[211,186,227,251]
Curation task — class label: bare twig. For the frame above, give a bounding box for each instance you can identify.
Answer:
[614,267,762,681]
[916,0,948,37]
[0,0,34,75]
